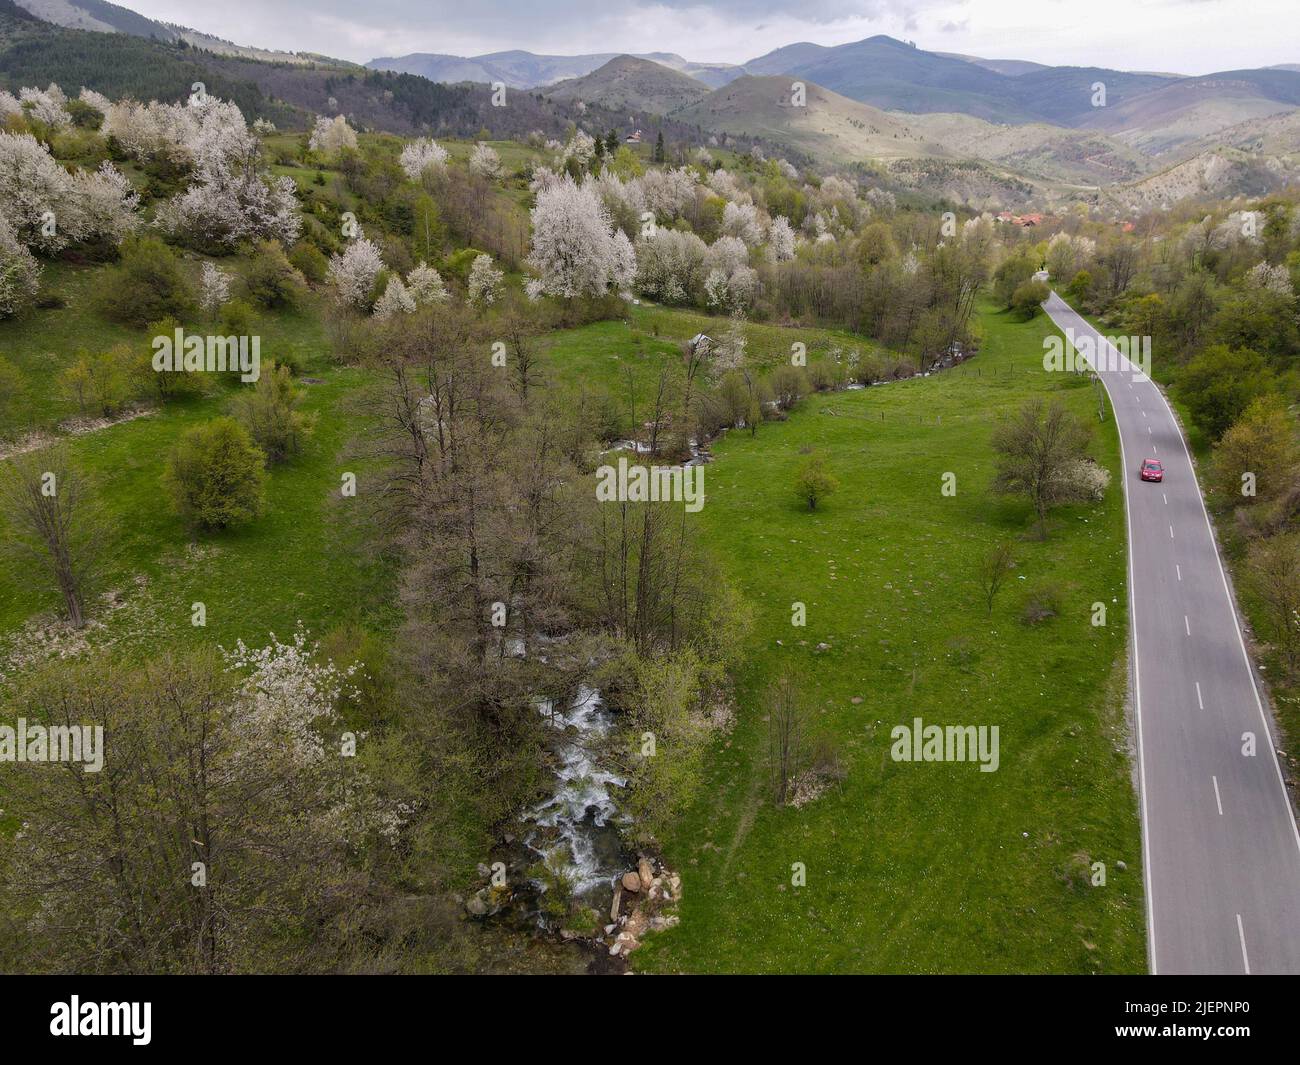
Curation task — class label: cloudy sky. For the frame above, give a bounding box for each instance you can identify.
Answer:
[122,0,1296,73]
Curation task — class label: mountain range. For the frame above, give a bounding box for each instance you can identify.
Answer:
[2,0,1297,212]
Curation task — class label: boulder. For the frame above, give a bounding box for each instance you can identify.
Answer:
[621,871,642,893]
[638,857,654,887]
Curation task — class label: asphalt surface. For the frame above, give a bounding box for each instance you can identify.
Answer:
[1043,292,1300,974]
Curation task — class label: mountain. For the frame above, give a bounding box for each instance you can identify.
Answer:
[1078,69,1300,154]
[673,74,948,162]
[741,35,1177,125]
[13,0,341,65]
[13,0,172,38]
[545,55,710,114]
[934,52,1048,77]
[367,49,740,90]
[740,35,1041,122]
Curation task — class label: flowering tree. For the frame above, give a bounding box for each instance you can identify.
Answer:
[466,253,504,308]
[19,84,70,128]
[399,137,449,181]
[637,167,696,222]
[0,214,40,318]
[406,262,449,305]
[200,261,232,316]
[527,175,636,299]
[373,275,416,320]
[327,237,385,309]
[155,155,300,251]
[468,142,503,180]
[309,114,357,155]
[768,215,796,261]
[634,228,707,304]
[0,133,138,253]
[722,201,764,246]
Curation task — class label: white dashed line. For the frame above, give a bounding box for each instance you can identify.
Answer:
[1163,493,1168,505]
[1237,915,1250,974]
[1184,615,1191,636]
[1213,775,1224,816]
[1169,525,1175,539]
[1176,564,1182,581]
[1196,681,1203,709]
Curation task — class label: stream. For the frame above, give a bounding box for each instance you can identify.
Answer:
[519,685,631,920]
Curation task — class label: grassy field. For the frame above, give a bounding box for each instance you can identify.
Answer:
[634,301,1147,974]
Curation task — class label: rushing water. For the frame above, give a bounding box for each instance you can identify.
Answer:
[521,685,630,907]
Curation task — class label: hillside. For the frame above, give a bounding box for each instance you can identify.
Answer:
[675,74,948,163]
[545,55,710,114]
[367,48,740,89]
[1104,146,1294,211]
[1079,69,1300,154]
[905,112,1150,187]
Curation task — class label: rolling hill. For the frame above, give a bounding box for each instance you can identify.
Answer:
[673,74,948,162]
[368,48,742,90]
[545,55,710,114]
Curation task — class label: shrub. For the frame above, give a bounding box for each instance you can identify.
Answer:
[163,417,267,530]
[98,234,196,326]
[288,241,329,284]
[243,240,307,310]
[229,362,316,464]
[794,452,839,511]
[1010,279,1050,321]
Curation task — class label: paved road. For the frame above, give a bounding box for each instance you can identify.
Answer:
[1043,293,1300,973]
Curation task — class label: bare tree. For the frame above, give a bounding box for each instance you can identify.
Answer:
[976,540,1015,615]
[0,447,101,628]
[767,674,807,806]
[991,399,1093,537]
[1247,535,1300,672]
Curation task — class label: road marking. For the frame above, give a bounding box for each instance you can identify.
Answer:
[1176,564,1182,581]
[1237,914,1250,974]
[1196,681,1203,709]
[1213,775,1223,816]
[1185,615,1191,636]
[1148,426,1152,434]
[1143,349,1300,865]
[1143,410,1148,418]
[1169,525,1175,539]
[1163,493,1167,505]
[1153,445,1158,454]
[1077,317,1157,976]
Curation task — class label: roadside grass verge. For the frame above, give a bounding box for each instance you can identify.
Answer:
[633,301,1146,973]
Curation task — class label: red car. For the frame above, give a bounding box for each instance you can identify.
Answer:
[1140,458,1164,482]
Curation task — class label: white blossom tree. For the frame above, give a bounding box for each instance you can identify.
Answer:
[466,253,504,308]
[722,200,764,246]
[768,215,796,261]
[0,133,138,253]
[309,114,357,155]
[468,142,503,181]
[373,276,416,319]
[399,137,449,181]
[200,261,232,316]
[0,213,41,318]
[406,261,449,305]
[327,237,385,309]
[527,175,636,299]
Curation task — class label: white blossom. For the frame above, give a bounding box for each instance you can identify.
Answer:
[466,253,504,307]
[309,114,357,154]
[200,261,232,316]
[406,261,449,305]
[399,137,449,181]
[527,175,636,298]
[469,142,503,180]
[373,275,416,319]
[327,236,385,309]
